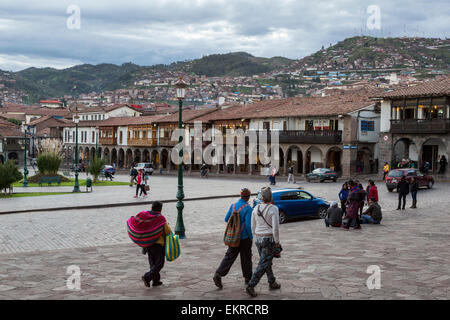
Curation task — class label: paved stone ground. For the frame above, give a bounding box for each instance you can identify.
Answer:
[0,177,449,299]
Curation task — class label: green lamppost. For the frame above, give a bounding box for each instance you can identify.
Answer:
[174,77,187,239]
[22,125,29,187]
[73,113,81,192]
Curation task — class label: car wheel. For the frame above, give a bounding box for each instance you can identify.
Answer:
[320,179,325,183]
[279,211,287,224]
[317,206,328,219]
[333,178,337,182]
[387,188,394,192]
[427,181,433,189]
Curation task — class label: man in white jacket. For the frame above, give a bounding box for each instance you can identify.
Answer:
[246,187,281,297]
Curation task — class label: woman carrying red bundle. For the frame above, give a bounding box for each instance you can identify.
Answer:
[127,201,172,287]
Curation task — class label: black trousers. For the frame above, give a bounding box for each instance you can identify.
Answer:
[398,193,407,209]
[136,184,147,196]
[143,244,165,283]
[216,238,253,279]
[340,200,347,214]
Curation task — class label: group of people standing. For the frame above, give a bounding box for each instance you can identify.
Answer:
[396,175,419,210]
[329,179,382,230]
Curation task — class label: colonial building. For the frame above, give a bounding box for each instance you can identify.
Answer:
[0,118,27,165]
[373,75,450,178]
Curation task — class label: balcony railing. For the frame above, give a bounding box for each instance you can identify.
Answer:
[278,130,342,144]
[99,137,115,145]
[158,138,178,147]
[390,119,450,134]
[128,138,157,147]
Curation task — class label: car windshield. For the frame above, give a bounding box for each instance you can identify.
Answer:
[388,170,403,177]
[312,168,328,173]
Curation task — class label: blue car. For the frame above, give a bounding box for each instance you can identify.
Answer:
[102,165,116,175]
[253,188,330,224]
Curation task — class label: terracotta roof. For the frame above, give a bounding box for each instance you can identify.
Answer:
[372,76,450,99]
[73,104,143,113]
[0,118,18,127]
[155,107,219,123]
[0,124,23,137]
[62,115,166,128]
[190,90,376,122]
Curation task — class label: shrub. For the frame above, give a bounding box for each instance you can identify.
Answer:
[37,152,62,175]
[0,160,23,193]
[87,156,106,182]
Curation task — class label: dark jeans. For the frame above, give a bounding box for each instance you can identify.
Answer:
[411,191,417,202]
[398,193,407,209]
[143,244,165,283]
[248,237,276,288]
[340,200,347,214]
[216,238,253,279]
[136,184,147,196]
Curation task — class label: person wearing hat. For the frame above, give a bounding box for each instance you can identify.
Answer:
[361,197,382,224]
[213,188,253,289]
[325,201,343,227]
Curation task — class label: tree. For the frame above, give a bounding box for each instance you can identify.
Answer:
[7,118,22,126]
[87,156,106,182]
[0,160,23,193]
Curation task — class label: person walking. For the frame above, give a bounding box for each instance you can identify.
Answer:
[325,201,343,227]
[134,170,147,198]
[397,176,410,210]
[246,187,281,297]
[139,171,149,198]
[439,155,447,174]
[287,165,295,184]
[338,182,349,214]
[127,201,172,288]
[343,180,362,230]
[269,166,277,185]
[213,188,253,289]
[410,177,419,209]
[130,165,138,187]
[361,197,382,224]
[383,162,389,180]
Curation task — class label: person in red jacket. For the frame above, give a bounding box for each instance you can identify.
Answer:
[365,180,379,203]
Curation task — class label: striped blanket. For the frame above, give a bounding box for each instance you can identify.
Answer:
[127,210,167,247]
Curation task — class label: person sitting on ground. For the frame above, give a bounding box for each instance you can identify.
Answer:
[361,197,382,224]
[325,201,343,227]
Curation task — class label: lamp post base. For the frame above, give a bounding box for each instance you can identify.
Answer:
[174,185,186,239]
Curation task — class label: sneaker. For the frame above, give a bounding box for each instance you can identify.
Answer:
[269,281,281,290]
[353,226,361,230]
[246,286,257,297]
[213,273,223,289]
[152,280,163,287]
[134,195,138,198]
[142,276,150,288]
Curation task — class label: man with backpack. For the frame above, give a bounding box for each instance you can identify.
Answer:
[213,188,253,289]
[246,187,281,297]
[130,165,138,187]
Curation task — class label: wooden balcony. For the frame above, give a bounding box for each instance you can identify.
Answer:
[390,119,450,134]
[128,138,157,147]
[278,130,342,144]
[158,138,178,147]
[99,137,115,145]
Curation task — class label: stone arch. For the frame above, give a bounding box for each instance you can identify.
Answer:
[134,149,141,163]
[111,148,118,166]
[84,147,90,162]
[126,149,133,167]
[161,149,169,169]
[326,146,343,175]
[393,138,419,168]
[90,147,96,160]
[151,149,160,165]
[286,145,303,174]
[421,137,448,174]
[103,147,110,164]
[304,146,323,173]
[356,147,373,174]
[118,148,125,168]
[143,149,150,163]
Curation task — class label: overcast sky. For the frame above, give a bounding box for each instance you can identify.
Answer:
[0,0,449,71]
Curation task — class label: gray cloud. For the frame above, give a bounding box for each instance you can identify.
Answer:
[0,0,448,71]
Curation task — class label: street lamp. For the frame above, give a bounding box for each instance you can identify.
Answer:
[174,77,187,239]
[73,113,81,192]
[22,124,29,187]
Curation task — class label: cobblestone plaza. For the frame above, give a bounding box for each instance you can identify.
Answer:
[0,175,449,299]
